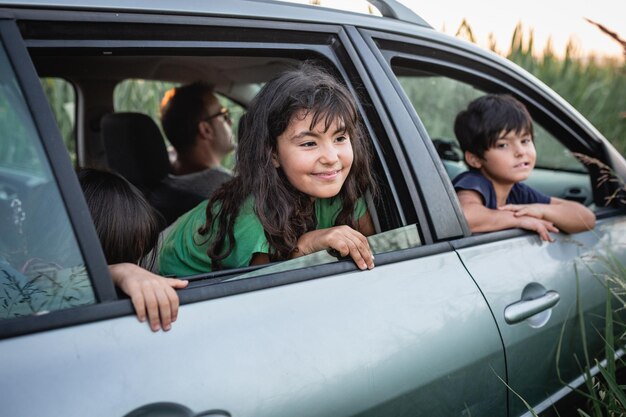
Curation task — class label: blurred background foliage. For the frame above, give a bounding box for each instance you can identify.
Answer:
[458,21,625,155]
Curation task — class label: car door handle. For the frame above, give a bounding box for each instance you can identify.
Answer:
[124,402,231,417]
[504,290,560,324]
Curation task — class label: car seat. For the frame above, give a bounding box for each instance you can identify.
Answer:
[101,112,204,226]
[101,112,171,190]
[432,138,467,180]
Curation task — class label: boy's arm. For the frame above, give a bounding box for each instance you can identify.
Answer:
[499,197,596,234]
[458,190,559,241]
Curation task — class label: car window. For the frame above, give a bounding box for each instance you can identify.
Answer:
[114,79,177,124]
[396,73,586,172]
[393,68,592,204]
[114,79,245,169]
[0,43,95,319]
[40,77,76,165]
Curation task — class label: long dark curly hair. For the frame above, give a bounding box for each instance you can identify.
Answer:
[199,63,376,269]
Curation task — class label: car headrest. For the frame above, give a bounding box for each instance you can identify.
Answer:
[101,112,170,188]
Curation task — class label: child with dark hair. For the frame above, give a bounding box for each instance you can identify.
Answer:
[78,168,163,267]
[453,94,595,241]
[78,168,188,331]
[159,63,377,275]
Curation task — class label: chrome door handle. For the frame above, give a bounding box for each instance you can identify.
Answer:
[504,290,560,324]
[124,402,231,417]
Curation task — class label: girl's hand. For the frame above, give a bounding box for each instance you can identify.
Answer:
[295,226,375,270]
[498,203,547,219]
[108,263,189,332]
[516,216,559,242]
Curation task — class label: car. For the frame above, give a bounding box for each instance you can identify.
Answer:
[1,1,625,416]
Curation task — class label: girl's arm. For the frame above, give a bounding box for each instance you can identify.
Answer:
[499,197,596,234]
[458,190,559,241]
[109,263,188,332]
[356,211,376,237]
[293,226,374,271]
[249,212,377,269]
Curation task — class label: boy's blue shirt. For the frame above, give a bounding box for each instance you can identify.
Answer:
[453,170,550,209]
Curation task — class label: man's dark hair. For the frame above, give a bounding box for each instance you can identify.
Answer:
[454,94,534,159]
[161,81,215,152]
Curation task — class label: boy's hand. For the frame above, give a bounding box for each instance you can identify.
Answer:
[516,216,559,242]
[498,203,547,219]
[501,198,596,234]
[109,263,189,332]
[295,226,375,270]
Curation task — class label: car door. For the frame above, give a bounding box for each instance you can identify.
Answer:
[0,9,508,417]
[360,26,626,416]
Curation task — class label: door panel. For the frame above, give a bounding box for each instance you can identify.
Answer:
[454,218,626,416]
[1,251,506,417]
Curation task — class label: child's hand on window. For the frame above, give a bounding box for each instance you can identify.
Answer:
[109,263,189,332]
[294,226,375,270]
[498,203,548,219]
[515,216,559,242]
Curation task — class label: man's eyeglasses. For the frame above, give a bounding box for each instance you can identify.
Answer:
[204,107,231,124]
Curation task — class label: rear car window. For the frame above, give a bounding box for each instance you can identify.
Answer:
[113,79,245,169]
[395,73,587,173]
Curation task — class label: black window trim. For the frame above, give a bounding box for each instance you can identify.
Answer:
[351,26,468,242]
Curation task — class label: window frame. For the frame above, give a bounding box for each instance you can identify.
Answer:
[0,11,435,338]
[359,28,622,214]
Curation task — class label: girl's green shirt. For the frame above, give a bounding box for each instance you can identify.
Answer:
[158,196,366,276]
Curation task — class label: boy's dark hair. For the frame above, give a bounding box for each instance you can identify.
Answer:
[454,94,534,159]
[77,168,163,268]
[200,62,376,268]
[160,81,215,153]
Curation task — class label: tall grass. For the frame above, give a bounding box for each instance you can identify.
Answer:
[466,22,626,156]
[568,260,626,417]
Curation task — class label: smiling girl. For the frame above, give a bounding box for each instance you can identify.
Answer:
[158,64,377,275]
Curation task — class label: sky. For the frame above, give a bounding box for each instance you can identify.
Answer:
[400,0,625,60]
[285,0,625,60]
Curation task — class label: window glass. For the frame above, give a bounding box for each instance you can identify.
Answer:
[393,65,593,205]
[533,124,585,172]
[0,43,95,319]
[114,80,245,169]
[395,71,587,175]
[41,78,76,164]
[397,75,483,141]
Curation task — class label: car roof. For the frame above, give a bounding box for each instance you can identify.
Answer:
[0,0,433,30]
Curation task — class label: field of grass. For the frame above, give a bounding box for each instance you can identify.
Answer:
[476,22,625,156]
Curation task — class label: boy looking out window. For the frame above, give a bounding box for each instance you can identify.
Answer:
[453,94,595,241]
